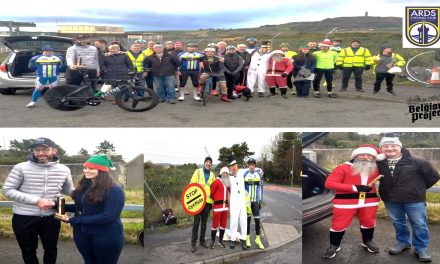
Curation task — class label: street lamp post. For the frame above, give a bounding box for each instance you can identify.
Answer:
[281,138,295,187]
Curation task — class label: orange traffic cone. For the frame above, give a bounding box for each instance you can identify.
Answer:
[427,66,440,87]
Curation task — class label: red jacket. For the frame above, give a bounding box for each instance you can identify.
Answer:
[325,162,380,209]
[210,178,229,212]
[266,57,293,76]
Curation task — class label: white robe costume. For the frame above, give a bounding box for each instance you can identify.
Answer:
[229,168,248,241]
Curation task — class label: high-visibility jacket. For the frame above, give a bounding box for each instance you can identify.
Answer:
[372,52,406,73]
[283,50,297,59]
[190,168,215,204]
[126,51,145,73]
[142,48,154,57]
[336,47,372,67]
[313,50,338,69]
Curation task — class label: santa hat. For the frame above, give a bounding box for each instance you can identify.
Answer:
[318,40,333,47]
[379,133,402,148]
[351,144,386,161]
[220,167,230,175]
[83,155,115,172]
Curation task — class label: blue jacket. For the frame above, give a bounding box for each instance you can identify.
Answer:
[66,182,125,236]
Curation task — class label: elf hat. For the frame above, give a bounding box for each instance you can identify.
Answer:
[83,155,115,172]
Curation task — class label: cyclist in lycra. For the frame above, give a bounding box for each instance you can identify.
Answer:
[199,48,230,102]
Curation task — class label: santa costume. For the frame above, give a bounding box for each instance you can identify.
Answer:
[323,144,385,258]
[265,50,294,97]
[209,167,230,248]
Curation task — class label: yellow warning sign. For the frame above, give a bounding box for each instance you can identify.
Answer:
[181,183,207,215]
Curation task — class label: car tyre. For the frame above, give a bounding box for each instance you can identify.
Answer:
[0,88,17,95]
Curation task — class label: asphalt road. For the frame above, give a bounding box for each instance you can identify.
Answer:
[0,238,143,264]
[262,185,302,229]
[0,84,437,127]
[303,217,440,264]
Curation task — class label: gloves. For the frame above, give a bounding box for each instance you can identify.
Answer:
[69,216,82,226]
[259,203,262,209]
[364,65,371,71]
[336,65,343,70]
[281,72,288,77]
[355,185,372,192]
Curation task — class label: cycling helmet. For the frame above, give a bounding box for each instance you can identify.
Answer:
[279,43,289,48]
[164,41,175,45]
[207,43,217,48]
[247,158,257,164]
[246,37,257,42]
[226,45,236,50]
[205,47,216,52]
[187,43,198,47]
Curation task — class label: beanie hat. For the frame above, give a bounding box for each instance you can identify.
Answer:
[380,45,392,51]
[228,155,237,166]
[351,39,361,44]
[318,40,332,47]
[261,40,271,47]
[204,156,213,164]
[351,144,386,161]
[299,44,309,49]
[220,167,230,175]
[42,45,54,51]
[83,155,115,172]
[379,133,402,148]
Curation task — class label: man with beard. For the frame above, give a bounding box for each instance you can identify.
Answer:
[265,50,294,98]
[377,133,439,263]
[2,138,74,264]
[322,144,384,259]
[189,157,216,253]
[65,35,100,93]
[228,155,248,250]
[209,166,230,249]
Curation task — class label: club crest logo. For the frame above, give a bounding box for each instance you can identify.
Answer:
[404,7,440,48]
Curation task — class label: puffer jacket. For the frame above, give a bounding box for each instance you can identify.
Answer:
[377,148,440,203]
[2,154,74,216]
[102,52,135,81]
[66,44,100,72]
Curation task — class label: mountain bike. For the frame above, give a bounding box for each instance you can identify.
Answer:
[44,71,159,112]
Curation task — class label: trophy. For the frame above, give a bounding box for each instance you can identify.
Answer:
[54,185,69,222]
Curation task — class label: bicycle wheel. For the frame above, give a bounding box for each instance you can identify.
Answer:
[203,80,211,106]
[114,86,159,112]
[44,85,91,111]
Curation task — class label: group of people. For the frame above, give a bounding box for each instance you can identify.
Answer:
[323,133,439,263]
[189,155,264,252]
[25,35,406,107]
[2,137,125,264]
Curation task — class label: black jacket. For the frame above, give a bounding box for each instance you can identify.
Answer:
[377,148,440,203]
[223,53,243,75]
[145,53,179,77]
[102,53,135,81]
[237,51,251,68]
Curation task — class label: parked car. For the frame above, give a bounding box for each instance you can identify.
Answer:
[302,132,334,226]
[0,35,74,95]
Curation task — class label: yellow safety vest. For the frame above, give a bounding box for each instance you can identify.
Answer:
[190,168,215,204]
[372,53,406,71]
[126,52,145,73]
[284,50,297,59]
[142,48,154,57]
[336,47,372,67]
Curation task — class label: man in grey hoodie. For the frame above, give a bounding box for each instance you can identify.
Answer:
[65,35,100,93]
[2,137,74,264]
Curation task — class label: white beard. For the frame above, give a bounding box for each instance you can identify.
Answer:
[352,159,377,177]
[221,176,230,187]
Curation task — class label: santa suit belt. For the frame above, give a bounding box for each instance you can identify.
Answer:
[214,200,229,205]
[334,193,378,199]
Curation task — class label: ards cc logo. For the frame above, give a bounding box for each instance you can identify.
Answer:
[404,7,440,48]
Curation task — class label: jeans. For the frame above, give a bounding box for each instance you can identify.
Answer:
[154,75,175,101]
[384,202,430,251]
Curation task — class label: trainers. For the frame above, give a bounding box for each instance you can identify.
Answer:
[281,94,288,99]
[168,99,176,104]
[159,98,166,103]
[178,96,184,101]
[184,89,189,95]
[389,243,411,255]
[322,244,341,259]
[328,93,338,98]
[362,241,380,253]
[26,101,36,108]
[200,241,209,248]
[191,245,196,253]
[209,240,215,249]
[211,90,219,96]
[291,90,297,95]
[387,91,396,96]
[258,92,265,97]
[255,235,265,249]
[414,249,432,263]
[313,92,321,98]
[220,95,232,102]
[193,96,201,101]
[175,88,179,92]
[218,240,226,248]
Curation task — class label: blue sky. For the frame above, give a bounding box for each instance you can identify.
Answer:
[0,0,425,32]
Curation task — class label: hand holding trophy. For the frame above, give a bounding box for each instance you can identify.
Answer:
[54,185,69,223]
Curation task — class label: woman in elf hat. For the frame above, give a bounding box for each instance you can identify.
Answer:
[66,155,125,264]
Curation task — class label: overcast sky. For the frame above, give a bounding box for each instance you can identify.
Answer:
[0,0,425,32]
[0,128,287,164]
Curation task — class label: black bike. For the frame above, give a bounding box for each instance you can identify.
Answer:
[44,71,159,112]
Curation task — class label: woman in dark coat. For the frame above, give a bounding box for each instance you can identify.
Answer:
[66,155,125,264]
[292,45,316,97]
[102,44,135,87]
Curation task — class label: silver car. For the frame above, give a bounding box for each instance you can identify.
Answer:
[0,35,74,95]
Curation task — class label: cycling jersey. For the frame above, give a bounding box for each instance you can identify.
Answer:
[28,54,65,78]
[179,52,204,71]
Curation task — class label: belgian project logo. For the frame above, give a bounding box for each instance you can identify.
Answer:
[403,7,440,48]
